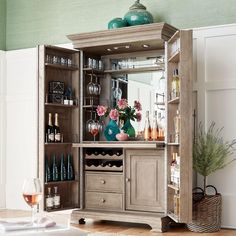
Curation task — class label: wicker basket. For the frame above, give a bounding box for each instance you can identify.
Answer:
[187,185,222,233]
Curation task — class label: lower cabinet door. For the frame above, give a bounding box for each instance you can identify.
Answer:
[125,149,165,212]
[85,192,123,211]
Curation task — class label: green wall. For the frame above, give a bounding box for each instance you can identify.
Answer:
[5,0,236,50]
[0,0,6,50]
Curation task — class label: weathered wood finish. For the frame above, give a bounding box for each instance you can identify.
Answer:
[37,45,80,212]
[67,23,177,55]
[166,30,193,222]
[126,149,165,213]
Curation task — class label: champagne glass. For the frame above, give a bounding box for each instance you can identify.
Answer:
[22,178,42,225]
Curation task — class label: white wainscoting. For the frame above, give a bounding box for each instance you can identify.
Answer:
[0,50,6,208]
[193,23,236,228]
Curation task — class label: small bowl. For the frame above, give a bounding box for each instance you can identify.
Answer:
[116,131,129,141]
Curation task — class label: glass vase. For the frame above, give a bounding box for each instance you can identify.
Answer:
[122,119,136,138]
[104,119,120,141]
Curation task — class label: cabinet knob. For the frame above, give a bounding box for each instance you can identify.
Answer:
[101,198,106,203]
[101,180,106,184]
[126,178,130,182]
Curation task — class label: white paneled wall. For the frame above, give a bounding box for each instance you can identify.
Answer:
[0,50,6,208]
[193,24,236,228]
[6,48,38,210]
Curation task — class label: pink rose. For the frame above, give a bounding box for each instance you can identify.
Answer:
[134,100,142,111]
[117,99,128,110]
[136,112,142,122]
[109,109,119,120]
[96,105,107,116]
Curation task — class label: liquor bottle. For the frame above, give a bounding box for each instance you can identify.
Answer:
[53,186,60,209]
[173,110,180,143]
[45,156,51,183]
[45,187,54,210]
[157,112,165,141]
[151,111,159,140]
[174,190,180,216]
[52,154,59,181]
[54,113,61,142]
[171,69,180,99]
[46,113,54,142]
[67,154,75,180]
[60,153,67,181]
[170,152,177,184]
[143,111,151,141]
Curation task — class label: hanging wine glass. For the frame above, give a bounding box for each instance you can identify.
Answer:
[93,75,101,95]
[86,111,94,134]
[87,74,95,95]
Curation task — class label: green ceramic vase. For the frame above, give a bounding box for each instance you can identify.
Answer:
[124,0,153,26]
[108,18,128,29]
[122,119,136,138]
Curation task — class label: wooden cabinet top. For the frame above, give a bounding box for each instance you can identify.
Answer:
[67,22,178,54]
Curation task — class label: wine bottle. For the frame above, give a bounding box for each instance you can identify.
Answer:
[45,156,51,183]
[157,112,165,141]
[67,154,75,180]
[143,111,151,141]
[171,69,180,99]
[47,113,54,142]
[45,187,54,211]
[173,110,180,143]
[151,111,159,141]
[52,154,59,181]
[53,186,60,209]
[54,113,61,142]
[60,153,67,181]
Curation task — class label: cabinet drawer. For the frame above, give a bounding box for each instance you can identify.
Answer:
[85,192,123,211]
[85,172,123,193]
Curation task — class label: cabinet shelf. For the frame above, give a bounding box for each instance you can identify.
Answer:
[83,68,104,74]
[104,66,162,74]
[73,141,165,149]
[45,205,79,212]
[168,50,180,63]
[168,184,179,191]
[168,212,179,222]
[168,97,179,104]
[167,142,180,146]
[45,142,72,146]
[168,31,180,44]
[45,63,78,71]
[45,103,79,108]
[85,164,123,172]
[45,180,78,185]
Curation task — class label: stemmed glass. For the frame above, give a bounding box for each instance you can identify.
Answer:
[22,178,42,225]
[89,120,99,141]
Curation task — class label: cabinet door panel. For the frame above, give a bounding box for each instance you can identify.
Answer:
[126,149,164,212]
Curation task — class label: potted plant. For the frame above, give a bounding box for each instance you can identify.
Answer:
[188,122,235,232]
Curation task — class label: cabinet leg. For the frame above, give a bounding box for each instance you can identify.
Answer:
[79,218,86,224]
[161,216,172,232]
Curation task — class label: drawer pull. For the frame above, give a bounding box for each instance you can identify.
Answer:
[101,180,106,184]
[101,198,106,203]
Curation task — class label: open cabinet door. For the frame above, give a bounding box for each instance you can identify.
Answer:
[166,30,193,223]
[37,45,80,212]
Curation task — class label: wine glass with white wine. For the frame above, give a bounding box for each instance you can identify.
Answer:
[22,178,42,225]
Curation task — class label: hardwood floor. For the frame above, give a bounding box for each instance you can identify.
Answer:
[0,209,235,235]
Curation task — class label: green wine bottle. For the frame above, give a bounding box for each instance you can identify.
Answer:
[52,154,59,181]
[60,153,67,181]
[67,154,74,180]
[45,156,51,183]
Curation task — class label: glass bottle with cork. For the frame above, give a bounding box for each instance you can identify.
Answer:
[173,109,180,143]
[143,111,151,141]
[171,69,180,100]
[46,113,54,142]
[151,111,159,141]
[54,113,61,142]
[45,187,54,211]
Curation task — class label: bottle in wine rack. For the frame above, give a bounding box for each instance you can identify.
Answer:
[46,113,54,142]
[45,187,54,210]
[45,156,51,183]
[52,154,59,181]
[53,186,60,209]
[54,113,61,142]
[67,154,75,180]
[60,153,67,181]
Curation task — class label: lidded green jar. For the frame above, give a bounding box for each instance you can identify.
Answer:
[124,0,154,26]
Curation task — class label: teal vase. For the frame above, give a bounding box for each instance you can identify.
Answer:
[124,0,154,26]
[104,119,120,141]
[108,18,127,29]
[122,119,135,138]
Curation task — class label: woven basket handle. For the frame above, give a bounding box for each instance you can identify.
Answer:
[192,187,204,202]
[192,187,204,194]
[206,185,218,195]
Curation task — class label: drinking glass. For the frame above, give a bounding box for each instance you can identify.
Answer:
[22,178,42,225]
[89,120,99,141]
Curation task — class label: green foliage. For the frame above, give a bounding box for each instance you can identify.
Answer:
[193,122,235,178]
